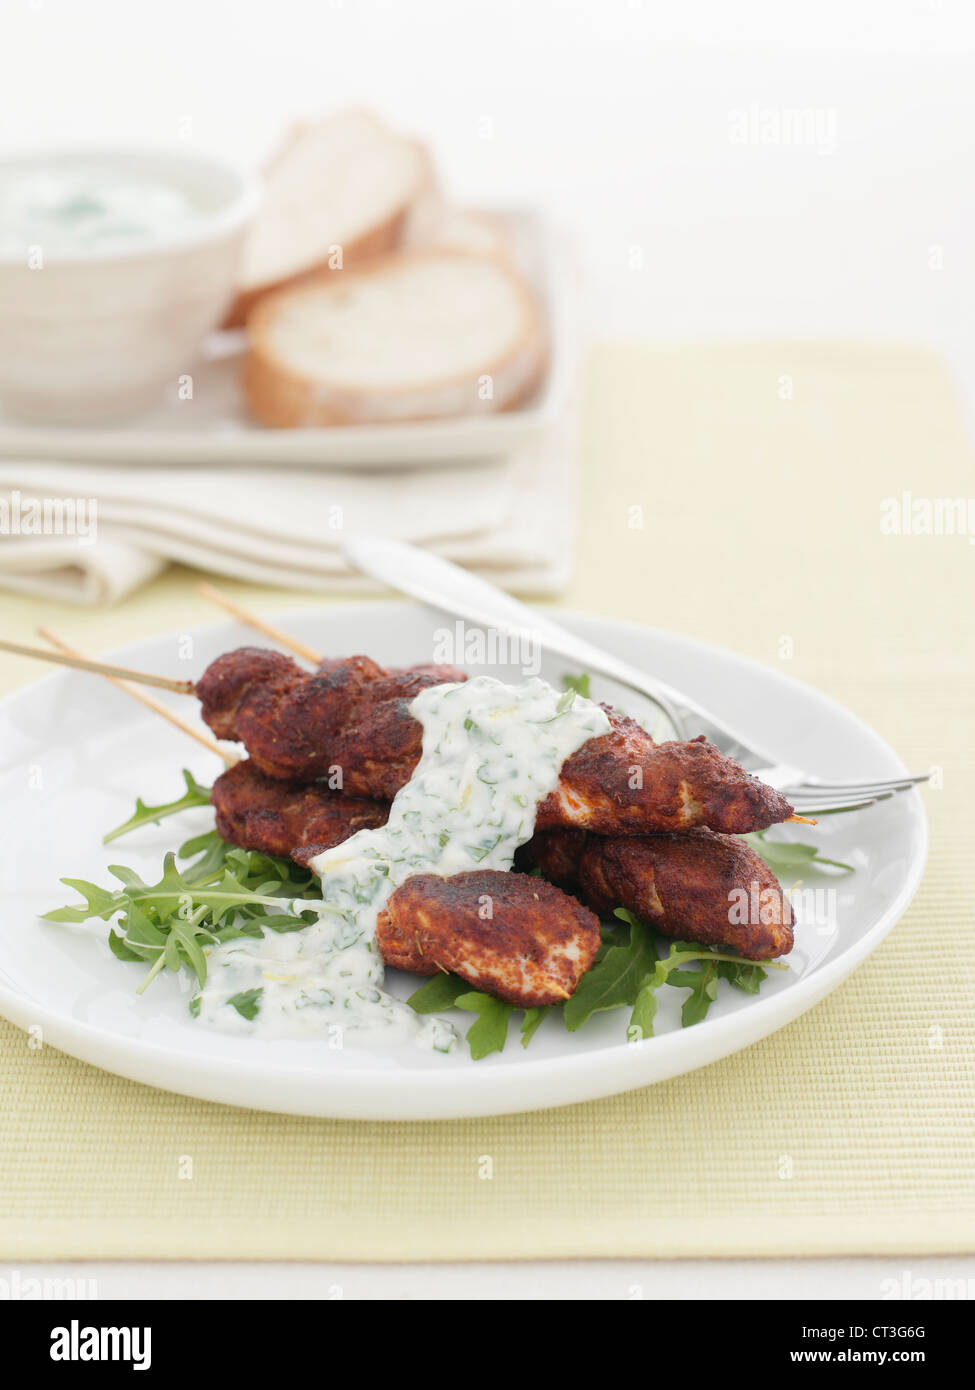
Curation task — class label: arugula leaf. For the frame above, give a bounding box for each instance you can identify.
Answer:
[645,938,782,1028]
[455,991,514,1059]
[47,802,319,995]
[103,770,213,844]
[563,908,655,1031]
[561,672,592,699]
[521,1006,547,1047]
[669,960,720,1026]
[407,973,471,1013]
[173,919,209,986]
[177,830,232,880]
[43,877,125,923]
[628,970,663,1042]
[717,958,767,994]
[407,974,547,1056]
[743,830,853,874]
[107,927,144,963]
[227,988,263,1021]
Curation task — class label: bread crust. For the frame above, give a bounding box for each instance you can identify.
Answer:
[242,249,547,427]
[224,119,435,328]
[225,206,413,330]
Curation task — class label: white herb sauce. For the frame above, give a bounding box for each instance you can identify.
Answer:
[0,164,198,258]
[194,676,610,1051]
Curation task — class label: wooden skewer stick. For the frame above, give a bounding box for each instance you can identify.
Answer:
[0,638,195,695]
[196,582,322,665]
[37,629,237,767]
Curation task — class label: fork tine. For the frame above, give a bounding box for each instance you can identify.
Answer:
[799,773,929,794]
[789,794,891,815]
[788,791,891,809]
[788,789,898,808]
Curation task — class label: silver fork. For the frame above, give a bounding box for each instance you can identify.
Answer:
[344,536,928,816]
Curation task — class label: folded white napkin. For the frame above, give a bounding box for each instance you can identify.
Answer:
[0,535,164,604]
[0,415,576,604]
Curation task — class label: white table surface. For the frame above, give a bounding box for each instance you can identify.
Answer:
[4,1258,974,1301]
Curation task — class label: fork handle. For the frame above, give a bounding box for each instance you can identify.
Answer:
[344,535,768,760]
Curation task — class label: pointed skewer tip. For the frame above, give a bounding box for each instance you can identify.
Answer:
[0,637,195,695]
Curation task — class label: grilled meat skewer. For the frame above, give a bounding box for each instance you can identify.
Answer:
[212,758,388,858]
[211,761,793,961]
[198,648,794,835]
[518,828,794,960]
[3,638,796,835]
[26,627,792,1019]
[376,871,602,1006]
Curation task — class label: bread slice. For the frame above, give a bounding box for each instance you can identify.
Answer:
[404,202,516,263]
[243,250,547,427]
[226,111,434,327]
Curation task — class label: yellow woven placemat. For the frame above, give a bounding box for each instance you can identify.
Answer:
[1,342,972,1260]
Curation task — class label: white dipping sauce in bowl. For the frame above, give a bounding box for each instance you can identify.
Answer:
[0,165,201,258]
[0,147,261,422]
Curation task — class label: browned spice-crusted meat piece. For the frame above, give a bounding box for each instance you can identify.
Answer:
[197,650,381,750]
[211,761,791,961]
[200,652,466,752]
[197,650,793,834]
[388,663,468,683]
[211,759,388,860]
[317,657,468,685]
[375,870,601,1006]
[197,650,445,795]
[520,826,794,960]
[536,711,792,836]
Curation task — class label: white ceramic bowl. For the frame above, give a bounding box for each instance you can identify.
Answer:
[0,146,261,422]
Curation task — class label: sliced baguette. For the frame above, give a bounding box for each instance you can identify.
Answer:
[403,201,517,263]
[244,249,547,428]
[226,110,434,327]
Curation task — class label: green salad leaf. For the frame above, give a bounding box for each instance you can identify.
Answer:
[668,960,719,1027]
[228,988,263,1021]
[520,1007,548,1047]
[103,769,213,844]
[47,786,319,997]
[628,976,660,1042]
[743,829,854,874]
[455,992,514,1059]
[563,909,655,1030]
[407,976,533,1058]
[561,672,592,699]
[406,973,471,1013]
[717,957,768,994]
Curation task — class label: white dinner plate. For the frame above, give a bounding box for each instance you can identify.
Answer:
[0,211,573,470]
[0,603,927,1119]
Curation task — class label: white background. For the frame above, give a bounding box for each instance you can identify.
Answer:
[6,1256,975,1301]
[2,0,973,1299]
[3,0,975,369]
